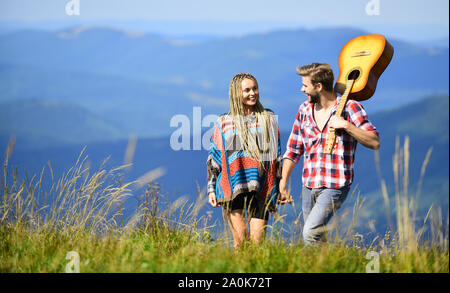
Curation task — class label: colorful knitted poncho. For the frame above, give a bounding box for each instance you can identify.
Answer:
[206,110,282,209]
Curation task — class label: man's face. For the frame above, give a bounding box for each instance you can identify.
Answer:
[241,78,259,108]
[301,75,320,103]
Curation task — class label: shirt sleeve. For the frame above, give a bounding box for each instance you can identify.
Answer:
[206,122,222,194]
[282,108,304,164]
[346,101,379,136]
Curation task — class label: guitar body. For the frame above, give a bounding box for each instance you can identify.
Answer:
[324,34,393,153]
[334,34,394,101]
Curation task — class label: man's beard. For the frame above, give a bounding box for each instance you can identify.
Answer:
[309,93,320,103]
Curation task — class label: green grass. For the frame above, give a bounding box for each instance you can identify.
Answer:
[1,136,448,273]
[1,224,447,273]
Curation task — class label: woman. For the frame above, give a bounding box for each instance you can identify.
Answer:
[207,73,283,248]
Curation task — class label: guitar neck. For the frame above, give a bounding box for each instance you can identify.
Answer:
[335,78,355,117]
[324,78,355,154]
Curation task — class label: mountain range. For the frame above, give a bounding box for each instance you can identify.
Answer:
[0,26,448,149]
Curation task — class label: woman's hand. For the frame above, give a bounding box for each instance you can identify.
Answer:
[208,192,219,207]
[278,179,293,205]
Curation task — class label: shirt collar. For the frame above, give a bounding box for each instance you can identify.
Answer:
[308,93,341,115]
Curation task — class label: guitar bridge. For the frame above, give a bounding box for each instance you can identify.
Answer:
[351,50,372,57]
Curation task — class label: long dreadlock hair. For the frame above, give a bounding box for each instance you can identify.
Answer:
[228,73,278,173]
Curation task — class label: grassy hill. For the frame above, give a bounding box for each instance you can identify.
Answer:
[1,133,448,274]
[1,94,448,273]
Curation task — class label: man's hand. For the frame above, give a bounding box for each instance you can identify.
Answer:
[208,192,218,207]
[278,179,293,205]
[328,115,349,130]
[329,115,380,150]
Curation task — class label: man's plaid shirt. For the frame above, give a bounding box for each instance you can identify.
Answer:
[283,98,378,189]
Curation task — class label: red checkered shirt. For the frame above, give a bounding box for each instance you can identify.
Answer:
[283,98,378,189]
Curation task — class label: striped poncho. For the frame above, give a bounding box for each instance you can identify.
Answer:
[206,110,282,210]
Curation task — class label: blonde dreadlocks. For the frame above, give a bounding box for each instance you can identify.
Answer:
[228,73,278,173]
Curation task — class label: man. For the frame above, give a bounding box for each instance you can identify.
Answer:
[278,63,380,245]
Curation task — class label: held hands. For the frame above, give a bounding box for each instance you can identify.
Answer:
[278,179,293,205]
[208,192,219,207]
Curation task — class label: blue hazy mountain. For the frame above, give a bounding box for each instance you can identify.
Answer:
[0,26,448,145]
[417,37,449,49]
[0,98,124,149]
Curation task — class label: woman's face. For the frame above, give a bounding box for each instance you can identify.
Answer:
[241,78,259,109]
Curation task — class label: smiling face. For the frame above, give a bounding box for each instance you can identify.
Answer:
[241,78,259,111]
[301,75,320,103]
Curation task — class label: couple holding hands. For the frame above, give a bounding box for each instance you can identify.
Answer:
[206,63,380,248]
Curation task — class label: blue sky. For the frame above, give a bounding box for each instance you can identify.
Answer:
[0,0,448,41]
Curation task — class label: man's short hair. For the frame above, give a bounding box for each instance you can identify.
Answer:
[296,63,334,92]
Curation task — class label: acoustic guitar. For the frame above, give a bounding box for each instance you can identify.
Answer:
[324,34,394,154]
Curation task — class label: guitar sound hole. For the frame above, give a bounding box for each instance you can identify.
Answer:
[348,70,360,80]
